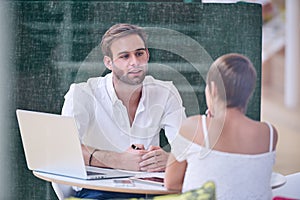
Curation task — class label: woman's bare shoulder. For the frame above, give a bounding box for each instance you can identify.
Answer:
[261,121,279,151]
[179,115,203,143]
[241,119,279,153]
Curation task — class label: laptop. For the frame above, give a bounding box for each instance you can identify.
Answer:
[16,109,134,180]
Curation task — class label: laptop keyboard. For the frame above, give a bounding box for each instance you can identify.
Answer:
[87,171,105,176]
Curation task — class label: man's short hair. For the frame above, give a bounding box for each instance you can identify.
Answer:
[101,23,148,58]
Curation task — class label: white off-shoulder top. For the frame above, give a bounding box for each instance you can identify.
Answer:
[171,115,276,200]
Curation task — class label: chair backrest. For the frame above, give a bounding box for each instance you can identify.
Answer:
[12,2,262,199]
[51,182,75,200]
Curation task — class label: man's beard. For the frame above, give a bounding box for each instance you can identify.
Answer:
[112,63,147,85]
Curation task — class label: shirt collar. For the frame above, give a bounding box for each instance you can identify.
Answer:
[105,73,119,104]
[105,72,147,112]
[138,79,147,112]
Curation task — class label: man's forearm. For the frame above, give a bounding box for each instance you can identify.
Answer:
[81,144,120,169]
[81,144,145,171]
[91,149,122,169]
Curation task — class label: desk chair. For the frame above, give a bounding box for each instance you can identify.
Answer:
[272,172,300,199]
[52,182,75,200]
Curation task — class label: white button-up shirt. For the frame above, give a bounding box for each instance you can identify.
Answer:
[62,73,186,152]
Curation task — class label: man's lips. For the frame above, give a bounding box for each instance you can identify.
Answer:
[128,69,143,74]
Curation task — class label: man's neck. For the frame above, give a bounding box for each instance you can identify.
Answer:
[113,79,142,126]
[113,80,142,104]
[118,86,142,107]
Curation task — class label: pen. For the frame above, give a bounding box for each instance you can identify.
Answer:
[131,144,141,150]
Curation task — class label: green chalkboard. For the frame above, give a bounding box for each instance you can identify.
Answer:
[3,1,261,199]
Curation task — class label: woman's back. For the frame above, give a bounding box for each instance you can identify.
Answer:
[181,139,275,199]
[205,109,277,155]
[175,113,277,199]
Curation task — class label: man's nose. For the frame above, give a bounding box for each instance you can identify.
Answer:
[128,55,139,66]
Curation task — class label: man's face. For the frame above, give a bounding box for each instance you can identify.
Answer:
[107,34,149,85]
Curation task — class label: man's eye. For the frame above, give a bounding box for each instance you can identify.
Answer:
[136,51,145,57]
[120,54,129,59]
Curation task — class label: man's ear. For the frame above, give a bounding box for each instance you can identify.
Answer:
[103,56,113,70]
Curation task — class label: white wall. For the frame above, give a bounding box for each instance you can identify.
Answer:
[284,0,300,108]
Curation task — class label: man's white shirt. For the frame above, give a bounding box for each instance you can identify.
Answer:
[62,73,186,152]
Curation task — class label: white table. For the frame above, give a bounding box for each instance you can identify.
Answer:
[33,170,178,195]
[33,170,286,195]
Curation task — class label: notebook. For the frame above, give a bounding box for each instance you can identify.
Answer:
[16,109,134,180]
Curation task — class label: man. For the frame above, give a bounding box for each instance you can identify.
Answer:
[62,23,186,198]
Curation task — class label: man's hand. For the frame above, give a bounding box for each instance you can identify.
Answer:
[115,145,148,171]
[139,145,169,172]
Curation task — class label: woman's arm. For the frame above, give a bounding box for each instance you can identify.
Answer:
[164,153,187,192]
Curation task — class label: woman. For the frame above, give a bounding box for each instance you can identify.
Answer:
[165,53,278,199]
